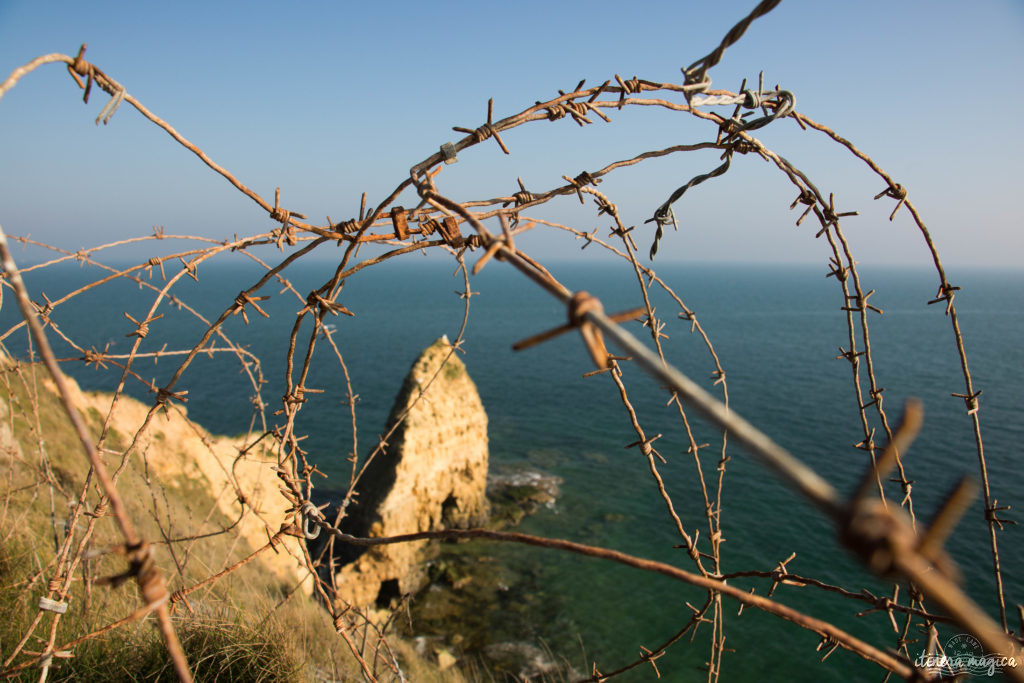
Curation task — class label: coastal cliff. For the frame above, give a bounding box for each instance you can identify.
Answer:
[68,378,308,589]
[0,360,308,591]
[334,335,491,607]
[0,356,458,680]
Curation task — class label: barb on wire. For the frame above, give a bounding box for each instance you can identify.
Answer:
[689,87,795,137]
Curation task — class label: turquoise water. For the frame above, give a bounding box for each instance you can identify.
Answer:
[4,258,1022,681]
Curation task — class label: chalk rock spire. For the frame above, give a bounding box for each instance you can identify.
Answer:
[334,336,490,606]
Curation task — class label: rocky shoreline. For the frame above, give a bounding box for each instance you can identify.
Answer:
[486,468,562,529]
[311,467,571,679]
[399,467,576,680]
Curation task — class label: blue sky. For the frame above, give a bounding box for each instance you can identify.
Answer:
[0,0,1021,268]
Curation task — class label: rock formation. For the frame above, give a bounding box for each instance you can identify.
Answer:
[334,336,490,606]
[69,382,308,589]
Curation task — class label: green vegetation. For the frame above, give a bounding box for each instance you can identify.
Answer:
[0,531,413,681]
[443,362,463,381]
[0,535,299,681]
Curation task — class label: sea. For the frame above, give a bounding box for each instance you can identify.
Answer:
[3,256,1021,682]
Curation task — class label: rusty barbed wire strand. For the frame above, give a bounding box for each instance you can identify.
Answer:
[576,599,714,682]
[791,108,1011,631]
[572,184,732,673]
[299,514,919,678]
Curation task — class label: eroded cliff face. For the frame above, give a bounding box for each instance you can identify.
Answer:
[13,367,309,591]
[334,336,489,607]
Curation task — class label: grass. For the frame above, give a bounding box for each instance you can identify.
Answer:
[50,617,304,682]
[0,534,319,681]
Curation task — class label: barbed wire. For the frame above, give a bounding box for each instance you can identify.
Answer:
[0,1,1019,681]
